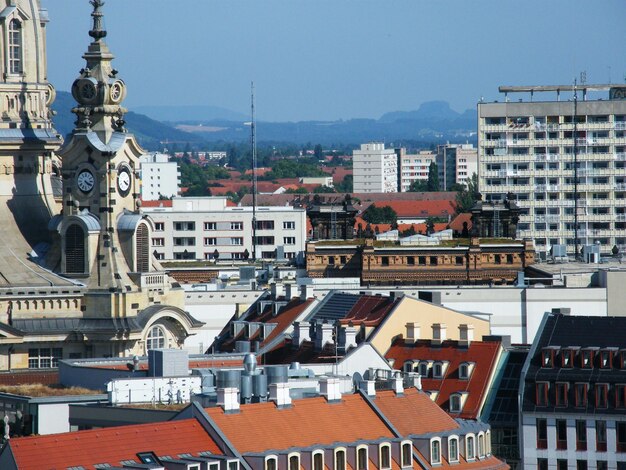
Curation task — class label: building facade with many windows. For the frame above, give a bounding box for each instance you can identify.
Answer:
[139,152,181,200]
[396,148,437,192]
[478,84,626,256]
[437,143,478,190]
[142,197,307,262]
[353,142,398,193]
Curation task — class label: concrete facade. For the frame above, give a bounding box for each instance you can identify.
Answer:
[478,85,626,256]
[353,142,398,193]
[437,143,478,190]
[142,197,307,262]
[397,148,436,192]
[139,152,181,200]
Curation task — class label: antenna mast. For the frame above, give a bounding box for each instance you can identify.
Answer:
[251,82,258,262]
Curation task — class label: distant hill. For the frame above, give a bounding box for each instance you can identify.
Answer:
[51,91,203,150]
[134,105,248,123]
[380,100,464,122]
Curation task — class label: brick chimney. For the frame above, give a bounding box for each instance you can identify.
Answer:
[432,323,447,345]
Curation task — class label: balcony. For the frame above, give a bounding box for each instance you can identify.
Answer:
[129,271,167,289]
[615,122,626,131]
[615,153,626,161]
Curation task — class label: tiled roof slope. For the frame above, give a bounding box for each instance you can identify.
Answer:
[6,418,222,470]
[307,292,397,326]
[384,339,502,419]
[205,394,395,453]
[373,388,459,435]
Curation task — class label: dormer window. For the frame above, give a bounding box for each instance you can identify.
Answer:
[448,436,459,463]
[356,446,368,470]
[401,441,412,468]
[430,438,441,465]
[620,350,626,369]
[433,362,443,379]
[450,394,462,413]
[334,448,346,470]
[465,435,476,461]
[312,450,324,470]
[419,362,429,377]
[288,454,300,470]
[478,433,485,458]
[581,350,594,368]
[600,350,613,369]
[265,456,278,470]
[541,348,555,367]
[459,363,469,379]
[8,19,23,75]
[561,349,574,367]
[379,444,391,470]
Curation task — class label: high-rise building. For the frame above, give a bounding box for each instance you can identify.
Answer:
[139,152,181,200]
[396,148,436,192]
[353,142,398,193]
[437,143,478,190]
[478,84,626,256]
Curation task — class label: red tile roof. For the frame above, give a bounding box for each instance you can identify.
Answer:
[205,394,395,453]
[339,295,397,326]
[384,339,502,419]
[373,388,459,435]
[449,213,473,233]
[362,199,456,218]
[140,199,173,208]
[7,418,222,470]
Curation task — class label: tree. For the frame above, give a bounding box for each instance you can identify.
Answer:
[455,173,480,213]
[335,174,353,193]
[362,204,398,224]
[427,162,440,191]
[314,144,324,160]
[313,185,335,193]
[408,179,429,192]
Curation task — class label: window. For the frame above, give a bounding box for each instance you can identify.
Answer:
[478,433,485,457]
[136,223,150,273]
[419,362,428,377]
[28,348,62,369]
[430,256,438,266]
[466,435,475,460]
[455,256,464,266]
[357,446,368,470]
[433,362,443,378]
[536,382,549,406]
[265,456,277,470]
[536,418,547,449]
[596,383,609,408]
[334,449,346,470]
[152,238,164,246]
[617,384,626,408]
[204,222,216,231]
[230,238,243,246]
[154,222,164,231]
[576,420,587,451]
[65,224,86,274]
[597,461,608,470]
[575,383,588,407]
[255,220,274,230]
[556,382,568,407]
[230,222,243,231]
[596,420,607,452]
[538,459,548,470]
[379,444,391,469]
[557,460,568,470]
[204,238,217,246]
[381,256,389,266]
[430,439,441,464]
[328,256,335,265]
[562,349,574,367]
[227,461,239,470]
[459,363,469,379]
[618,422,626,453]
[312,451,323,470]
[577,460,588,470]
[174,221,195,231]
[448,437,459,463]
[283,221,296,230]
[556,419,567,450]
[418,256,426,265]
[600,351,612,369]
[288,454,300,470]
[401,441,412,467]
[253,236,275,245]
[283,237,296,245]
[541,348,555,367]
[174,237,195,246]
[581,349,594,368]
[8,19,22,75]
[146,325,166,350]
[449,394,461,412]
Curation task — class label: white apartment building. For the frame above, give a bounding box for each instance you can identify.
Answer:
[478,84,626,256]
[397,148,436,192]
[436,143,478,190]
[353,142,398,193]
[141,197,307,262]
[139,152,180,200]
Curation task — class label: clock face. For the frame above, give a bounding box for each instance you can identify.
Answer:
[117,168,131,195]
[77,170,95,193]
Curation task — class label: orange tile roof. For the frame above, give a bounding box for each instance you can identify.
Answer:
[362,199,456,218]
[206,394,395,453]
[8,418,222,470]
[140,199,173,208]
[448,213,473,233]
[373,388,459,436]
[384,339,502,419]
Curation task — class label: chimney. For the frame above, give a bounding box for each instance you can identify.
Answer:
[292,321,311,345]
[432,323,447,345]
[269,382,292,408]
[406,372,422,390]
[217,387,240,412]
[270,283,284,300]
[459,324,474,347]
[320,376,342,402]
[359,380,376,397]
[405,322,420,344]
[299,283,314,299]
[338,324,358,351]
[315,322,334,351]
[285,283,294,300]
[393,373,404,395]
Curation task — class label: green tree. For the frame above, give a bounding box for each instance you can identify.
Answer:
[314,144,324,160]
[313,185,335,193]
[455,173,480,213]
[408,179,429,192]
[334,174,353,193]
[361,204,398,224]
[285,187,308,194]
[427,162,440,191]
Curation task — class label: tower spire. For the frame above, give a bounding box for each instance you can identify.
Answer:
[88,0,107,41]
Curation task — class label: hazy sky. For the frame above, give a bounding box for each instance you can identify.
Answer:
[45,0,625,122]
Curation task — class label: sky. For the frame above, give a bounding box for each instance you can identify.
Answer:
[45,0,626,122]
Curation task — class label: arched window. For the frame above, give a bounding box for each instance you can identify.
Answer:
[419,362,428,377]
[450,394,462,413]
[146,325,166,351]
[430,439,441,465]
[357,446,368,470]
[459,363,469,379]
[379,444,391,469]
[8,19,22,75]
[334,448,346,470]
[478,433,485,458]
[401,441,412,468]
[486,430,491,455]
[264,456,278,470]
[448,437,459,463]
[136,223,150,272]
[312,451,324,470]
[65,224,86,274]
[288,454,300,470]
[466,435,475,460]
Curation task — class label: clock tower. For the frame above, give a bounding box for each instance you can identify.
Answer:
[49,1,201,357]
